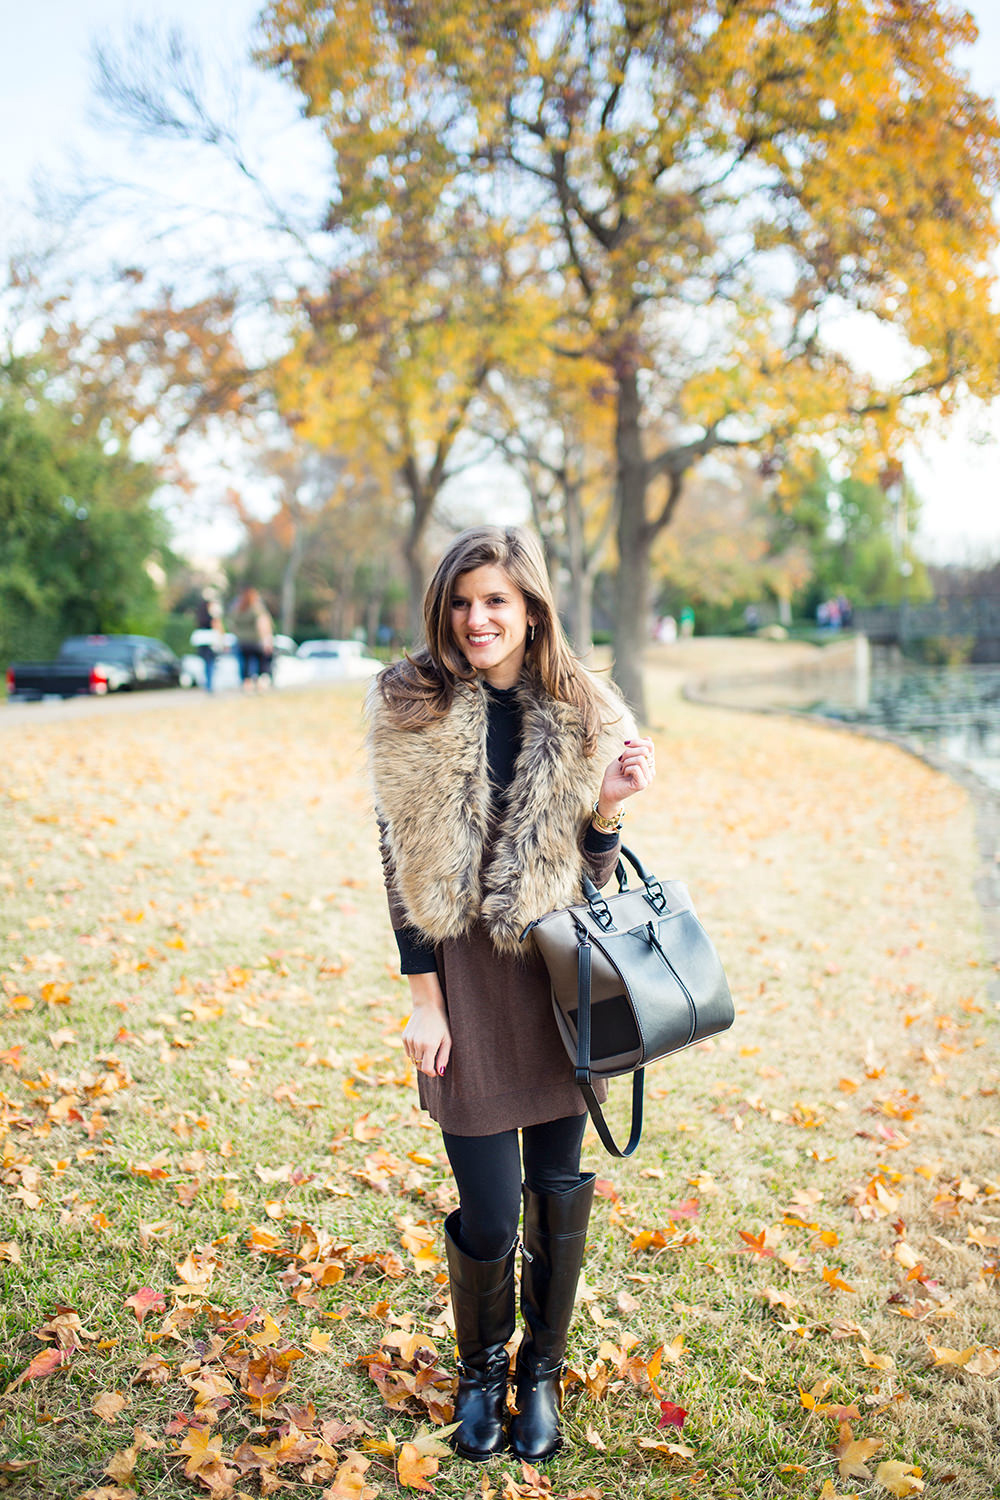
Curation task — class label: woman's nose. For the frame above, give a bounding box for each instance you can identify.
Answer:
[467,600,488,626]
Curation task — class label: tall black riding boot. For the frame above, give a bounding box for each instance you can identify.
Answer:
[509,1172,596,1463]
[443,1210,516,1461]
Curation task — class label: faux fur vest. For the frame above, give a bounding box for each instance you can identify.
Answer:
[367,672,636,956]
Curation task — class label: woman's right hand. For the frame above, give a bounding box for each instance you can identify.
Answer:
[403,973,452,1077]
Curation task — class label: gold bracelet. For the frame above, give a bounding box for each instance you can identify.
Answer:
[591,799,625,833]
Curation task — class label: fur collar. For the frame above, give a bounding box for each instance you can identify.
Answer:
[367,672,635,956]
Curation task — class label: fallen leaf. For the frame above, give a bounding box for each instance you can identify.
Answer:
[737,1229,774,1259]
[6,1346,67,1390]
[124,1288,166,1326]
[833,1422,884,1479]
[875,1459,925,1496]
[397,1443,437,1491]
[823,1267,857,1294]
[657,1400,687,1430]
[859,1346,895,1371]
[92,1390,129,1423]
[964,1346,1000,1377]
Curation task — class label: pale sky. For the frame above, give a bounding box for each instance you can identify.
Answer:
[2,1,999,565]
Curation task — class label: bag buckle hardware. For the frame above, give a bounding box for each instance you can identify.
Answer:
[644,880,666,913]
[587,896,614,931]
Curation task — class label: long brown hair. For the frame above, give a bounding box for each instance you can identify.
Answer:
[377,525,612,752]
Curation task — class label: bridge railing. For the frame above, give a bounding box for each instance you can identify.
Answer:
[853,601,1000,643]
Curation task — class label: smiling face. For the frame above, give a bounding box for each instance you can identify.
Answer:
[450,564,536,689]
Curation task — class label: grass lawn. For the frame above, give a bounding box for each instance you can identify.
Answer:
[0,655,996,1500]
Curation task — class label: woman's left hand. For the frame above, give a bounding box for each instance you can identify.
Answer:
[597,736,656,812]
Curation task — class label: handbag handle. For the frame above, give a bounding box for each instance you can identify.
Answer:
[581,843,666,924]
[573,927,644,1158]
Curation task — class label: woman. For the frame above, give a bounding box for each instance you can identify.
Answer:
[367,526,654,1463]
[231,587,274,691]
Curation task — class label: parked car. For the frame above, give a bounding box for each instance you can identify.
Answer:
[295,639,382,680]
[6,635,193,701]
[181,632,313,690]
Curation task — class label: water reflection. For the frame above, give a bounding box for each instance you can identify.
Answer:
[810,663,1000,792]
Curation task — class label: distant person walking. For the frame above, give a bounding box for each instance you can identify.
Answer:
[194,589,226,693]
[232,588,274,692]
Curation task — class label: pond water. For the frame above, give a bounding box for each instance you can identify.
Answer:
[809,662,1000,793]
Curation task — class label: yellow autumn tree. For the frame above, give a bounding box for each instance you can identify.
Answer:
[259,0,1000,713]
[276,200,534,641]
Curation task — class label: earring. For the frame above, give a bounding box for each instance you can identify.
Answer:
[528,624,536,644]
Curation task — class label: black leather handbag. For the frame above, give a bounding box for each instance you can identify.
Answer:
[521,846,734,1158]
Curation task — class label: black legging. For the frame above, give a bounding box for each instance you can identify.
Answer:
[442,1113,587,1261]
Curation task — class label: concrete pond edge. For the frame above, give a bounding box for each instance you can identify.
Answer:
[681,672,1000,1012]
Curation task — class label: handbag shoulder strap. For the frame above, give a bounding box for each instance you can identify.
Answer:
[574,927,645,1158]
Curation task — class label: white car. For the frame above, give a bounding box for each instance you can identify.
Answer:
[295,639,382,680]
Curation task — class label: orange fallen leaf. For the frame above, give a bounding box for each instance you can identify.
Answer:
[396,1424,455,1491]
[6,1346,68,1390]
[823,1266,857,1294]
[737,1229,774,1259]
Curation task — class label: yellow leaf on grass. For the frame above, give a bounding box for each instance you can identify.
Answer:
[859,1347,896,1371]
[636,1437,696,1462]
[875,1459,925,1496]
[926,1343,975,1367]
[307,1328,333,1353]
[761,1286,799,1311]
[327,1452,376,1500]
[175,1425,222,1478]
[248,1312,284,1348]
[964,1347,1000,1376]
[823,1267,857,1294]
[833,1422,884,1479]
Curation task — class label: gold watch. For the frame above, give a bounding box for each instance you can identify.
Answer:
[591,799,625,834]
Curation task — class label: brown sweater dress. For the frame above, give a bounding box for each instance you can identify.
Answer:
[378,681,620,1136]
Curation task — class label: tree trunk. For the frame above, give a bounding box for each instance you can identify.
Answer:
[401,464,435,647]
[280,515,306,637]
[612,365,651,718]
[563,475,593,656]
[403,533,426,647]
[571,569,595,660]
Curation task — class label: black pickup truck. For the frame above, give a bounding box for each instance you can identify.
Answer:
[5,636,193,701]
